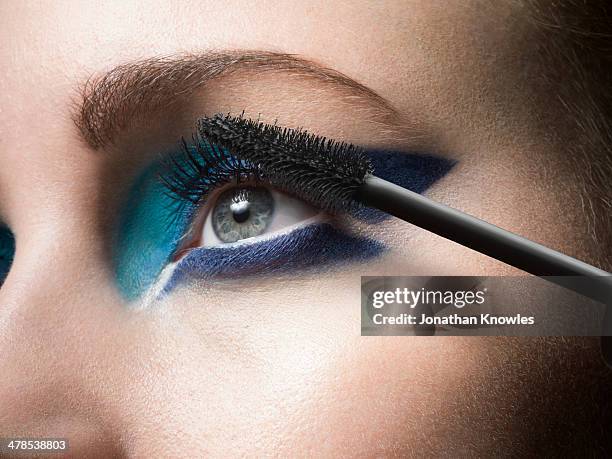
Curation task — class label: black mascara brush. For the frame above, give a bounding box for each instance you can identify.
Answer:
[196,114,612,307]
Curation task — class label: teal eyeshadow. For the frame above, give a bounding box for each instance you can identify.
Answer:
[0,224,15,286]
[114,160,194,301]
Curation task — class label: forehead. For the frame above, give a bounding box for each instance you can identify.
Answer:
[0,1,544,221]
[0,0,532,118]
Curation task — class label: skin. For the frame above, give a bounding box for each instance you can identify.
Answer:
[0,0,609,456]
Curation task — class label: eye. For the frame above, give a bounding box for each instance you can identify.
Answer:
[186,184,320,250]
[0,224,15,287]
[112,138,452,301]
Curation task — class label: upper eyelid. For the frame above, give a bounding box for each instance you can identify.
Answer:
[159,140,316,213]
[158,140,457,223]
[158,141,255,204]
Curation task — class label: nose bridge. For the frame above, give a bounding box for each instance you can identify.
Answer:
[0,218,122,433]
[0,35,128,450]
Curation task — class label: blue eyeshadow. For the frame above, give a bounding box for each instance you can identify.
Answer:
[162,223,384,294]
[0,224,15,286]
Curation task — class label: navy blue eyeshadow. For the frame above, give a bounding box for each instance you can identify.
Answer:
[162,223,384,295]
[354,150,456,223]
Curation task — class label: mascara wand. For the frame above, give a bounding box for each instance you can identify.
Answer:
[197,114,612,310]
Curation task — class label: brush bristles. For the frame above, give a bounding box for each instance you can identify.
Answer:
[196,114,373,213]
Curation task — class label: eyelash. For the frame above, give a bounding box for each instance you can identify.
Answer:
[157,136,334,240]
[159,138,262,216]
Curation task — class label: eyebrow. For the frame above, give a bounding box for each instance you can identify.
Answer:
[73,50,401,149]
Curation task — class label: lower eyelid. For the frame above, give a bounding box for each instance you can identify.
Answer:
[159,222,385,295]
[202,214,324,250]
[174,212,325,262]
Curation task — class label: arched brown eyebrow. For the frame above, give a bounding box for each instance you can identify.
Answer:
[73,51,400,150]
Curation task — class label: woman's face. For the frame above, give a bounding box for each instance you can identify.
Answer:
[0,0,605,455]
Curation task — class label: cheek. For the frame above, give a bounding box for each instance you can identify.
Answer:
[270,336,495,454]
[106,278,505,454]
[98,259,601,455]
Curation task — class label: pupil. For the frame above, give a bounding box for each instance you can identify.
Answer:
[230,200,251,223]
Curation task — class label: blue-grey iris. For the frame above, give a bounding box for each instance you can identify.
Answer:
[212,187,274,243]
